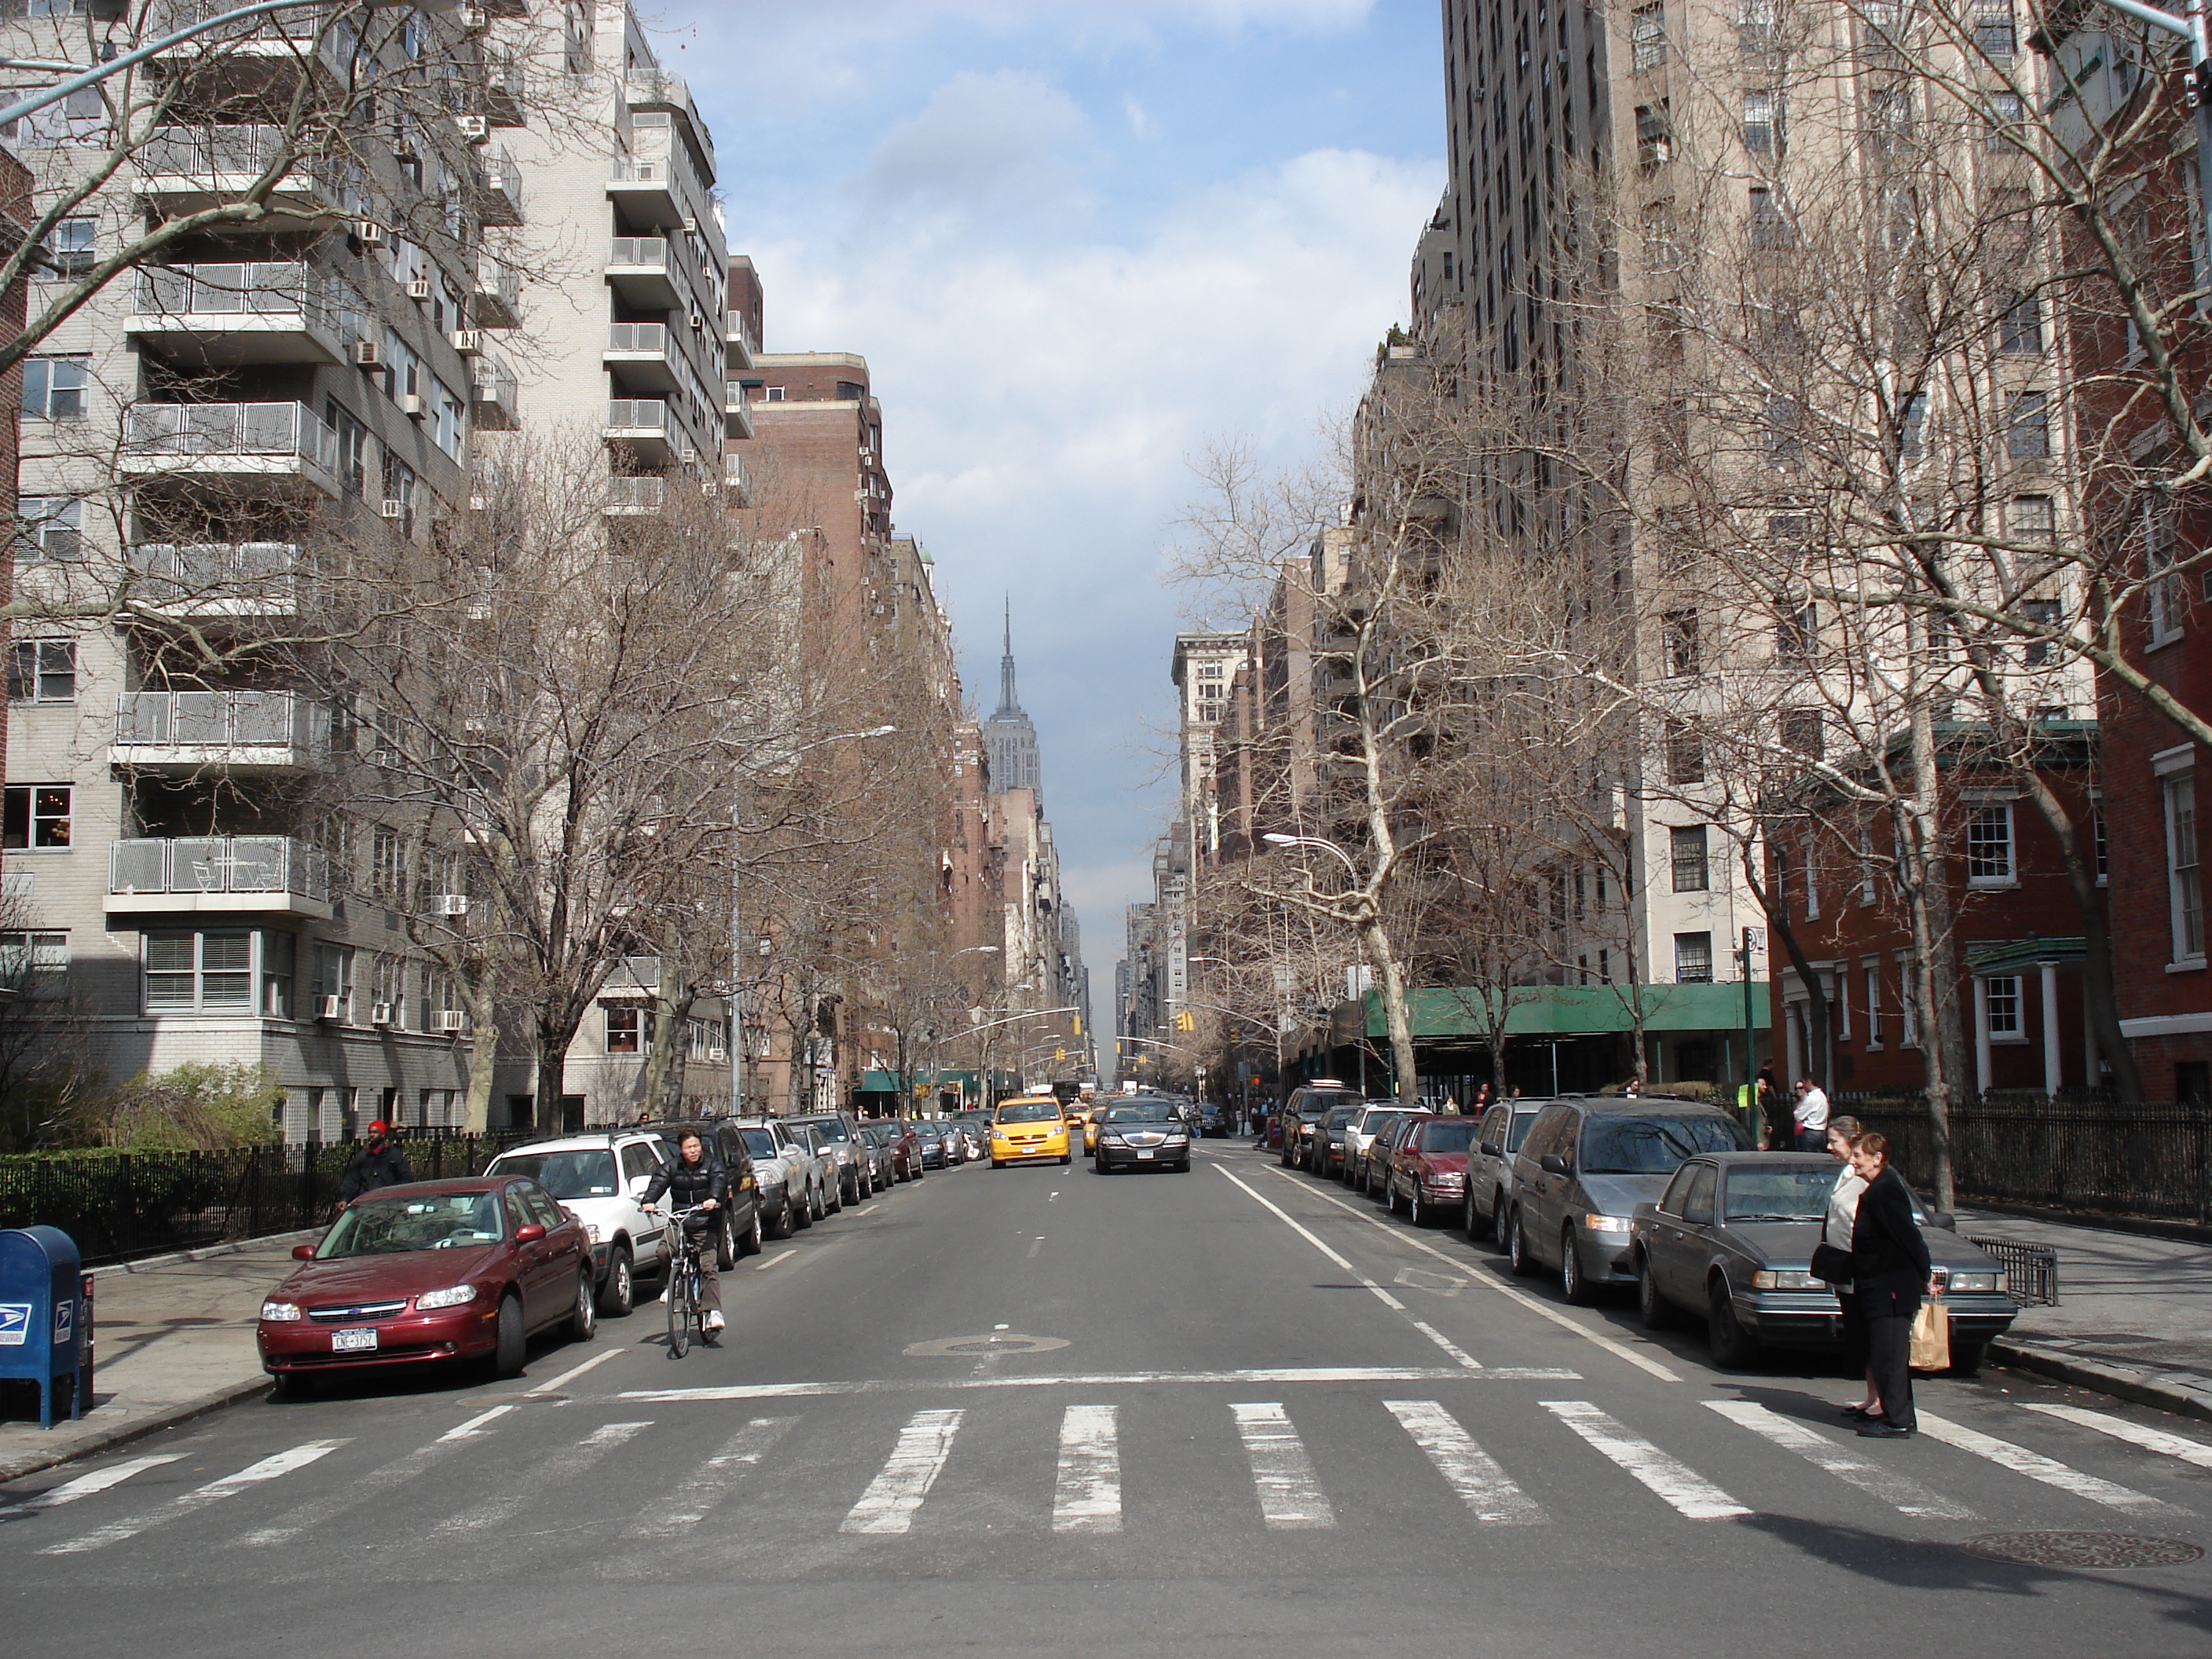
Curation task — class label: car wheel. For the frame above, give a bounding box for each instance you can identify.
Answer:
[1463,1192,1481,1240]
[1408,1192,1426,1226]
[1708,1278,1761,1370]
[740,1207,764,1258]
[1175,1159,1191,1172]
[1948,1335,1990,1378]
[1508,1210,1536,1277]
[765,1195,795,1240]
[1635,1253,1676,1330]
[269,1370,313,1402]
[1488,1190,1511,1248]
[1560,1228,1597,1306]
[492,1293,527,1379]
[1060,1152,1073,1166]
[715,1212,737,1272]
[1094,1154,1107,1174]
[991,1158,1005,1170]
[567,1270,598,1342]
[597,1246,635,1317]
[1388,1180,1406,1217]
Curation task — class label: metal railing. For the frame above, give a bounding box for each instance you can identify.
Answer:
[471,353,518,406]
[126,541,301,604]
[606,398,667,432]
[608,321,668,353]
[140,123,335,187]
[473,255,521,323]
[134,261,365,348]
[605,476,665,511]
[476,146,523,222]
[114,690,328,753]
[123,401,339,474]
[608,236,670,269]
[110,835,331,903]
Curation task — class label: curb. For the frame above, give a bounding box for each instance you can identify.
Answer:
[1962,1202,2212,1247]
[0,1372,271,1485]
[87,1229,324,1280]
[1990,1337,2212,1426]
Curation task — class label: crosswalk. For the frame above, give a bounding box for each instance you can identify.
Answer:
[5,1393,2207,1562]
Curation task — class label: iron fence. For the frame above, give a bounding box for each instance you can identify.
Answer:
[0,1131,533,1266]
[1835,1093,2212,1225]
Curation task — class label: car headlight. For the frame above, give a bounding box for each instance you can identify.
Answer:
[581,1222,603,1243]
[1946,1271,2001,1293]
[260,1301,302,1321]
[1750,1269,1824,1290]
[1580,1213,1632,1233]
[416,1284,480,1310]
[1427,1171,1464,1187]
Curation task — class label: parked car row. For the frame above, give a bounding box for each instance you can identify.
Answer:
[1276,1090,2020,1375]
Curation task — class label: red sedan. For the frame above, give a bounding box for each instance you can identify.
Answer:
[1387,1115,1481,1227]
[257,1177,595,1394]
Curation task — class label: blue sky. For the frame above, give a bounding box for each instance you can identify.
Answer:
[649,0,1445,1000]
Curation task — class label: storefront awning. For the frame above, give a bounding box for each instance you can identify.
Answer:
[1332,982,1771,1045]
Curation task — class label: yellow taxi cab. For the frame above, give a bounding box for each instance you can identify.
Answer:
[991,1095,1072,1168]
[1082,1105,1107,1154]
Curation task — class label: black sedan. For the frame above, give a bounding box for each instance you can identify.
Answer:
[1092,1100,1192,1172]
[1630,1153,2019,1373]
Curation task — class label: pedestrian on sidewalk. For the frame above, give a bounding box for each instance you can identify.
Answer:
[1848,1131,1934,1439]
[1793,1077,1831,1152]
[338,1121,414,1204]
[1757,1064,1786,1148]
[1821,1115,1881,1423]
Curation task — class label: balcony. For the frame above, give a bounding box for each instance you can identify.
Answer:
[723,381,754,440]
[137,125,345,222]
[109,836,332,919]
[606,398,671,463]
[126,542,302,617]
[120,402,341,499]
[625,74,712,170]
[606,156,692,233]
[725,311,757,372]
[470,351,519,430]
[603,475,666,515]
[473,255,522,329]
[142,0,353,82]
[606,237,679,309]
[112,690,331,775]
[127,262,363,367]
[474,147,524,226]
[723,449,753,507]
[606,322,679,392]
[482,47,526,127]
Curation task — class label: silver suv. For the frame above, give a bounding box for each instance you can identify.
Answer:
[730,1118,815,1237]
[786,1111,873,1205]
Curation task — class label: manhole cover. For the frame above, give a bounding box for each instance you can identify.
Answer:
[1957,1531,2204,1569]
[903,1333,1069,1358]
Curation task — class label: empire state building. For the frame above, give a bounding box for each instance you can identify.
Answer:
[983,599,1042,797]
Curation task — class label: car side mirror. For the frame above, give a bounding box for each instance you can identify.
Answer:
[1540,1153,1571,1177]
[292,1243,316,1261]
[1479,1141,1501,1159]
[628,1176,652,1199]
[513,1223,547,1244]
[1927,1210,1957,1231]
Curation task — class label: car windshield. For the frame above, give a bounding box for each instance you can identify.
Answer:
[316,1191,503,1257]
[738,1129,776,1158]
[1358,1111,1404,1135]
[1722,1166,1837,1221]
[1580,1115,1749,1174]
[808,1120,853,1144]
[1104,1103,1178,1123]
[997,1100,1060,1124]
[1504,1111,1540,1152]
[1416,1120,1479,1153]
[486,1150,617,1199]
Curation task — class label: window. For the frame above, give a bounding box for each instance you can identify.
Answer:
[326,401,367,498]
[1777,602,1816,658]
[2095,804,2109,884]
[2022,598,2061,666]
[1780,708,1826,757]
[16,496,82,561]
[2168,774,2204,961]
[20,355,86,419]
[1743,89,1778,154]
[1976,2,2016,57]
[1636,101,1672,168]
[144,929,253,1013]
[1642,200,1679,271]
[1899,392,1927,461]
[0,931,68,997]
[1749,185,1789,247]
[1674,932,1714,983]
[2145,496,2184,645]
[1803,837,1821,920]
[2009,494,2054,543]
[2,785,69,849]
[1665,719,1705,785]
[1999,296,2043,355]
[1859,830,1878,905]
[606,1002,646,1054]
[1764,396,1803,463]
[1966,803,2015,884]
[430,378,465,460]
[763,385,786,402]
[262,928,292,1018]
[1869,85,1912,153]
[1984,974,2021,1037]
[8,639,75,703]
[1987,90,2023,150]
[1663,610,1701,676]
[1899,956,1921,1045]
[47,217,93,277]
[1864,962,1881,1046]
[371,952,407,1021]
[2008,390,2050,459]
[1671,824,1710,892]
[312,939,353,1020]
[369,826,408,900]
[1740,0,1779,49]
[1632,2,1666,69]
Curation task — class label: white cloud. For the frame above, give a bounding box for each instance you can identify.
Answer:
[1122,93,1155,139]
[859,69,1093,231]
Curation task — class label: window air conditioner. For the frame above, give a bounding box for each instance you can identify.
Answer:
[450,328,484,355]
[316,995,343,1020]
[371,1002,394,1026]
[679,443,698,464]
[456,115,489,142]
[399,392,426,418]
[353,221,386,246]
[457,3,488,29]
[379,499,407,519]
[406,277,434,301]
[438,1009,470,1034]
[354,339,384,367]
[434,893,469,916]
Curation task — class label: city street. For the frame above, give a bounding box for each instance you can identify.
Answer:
[5,1145,2210,1657]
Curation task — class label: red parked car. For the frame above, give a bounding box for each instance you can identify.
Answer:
[1387,1116,1481,1227]
[257,1177,595,1395]
[871,1118,925,1181]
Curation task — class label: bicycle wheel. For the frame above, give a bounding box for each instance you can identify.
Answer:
[667,1253,693,1358]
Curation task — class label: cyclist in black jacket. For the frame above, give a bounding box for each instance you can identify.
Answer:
[642,1132,728,1338]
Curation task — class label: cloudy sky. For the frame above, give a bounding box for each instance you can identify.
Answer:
[647,0,1444,1005]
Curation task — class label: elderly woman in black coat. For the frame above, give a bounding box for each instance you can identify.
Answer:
[1848,1132,1935,1438]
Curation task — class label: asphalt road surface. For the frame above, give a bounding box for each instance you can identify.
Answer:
[6,1142,2212,1657]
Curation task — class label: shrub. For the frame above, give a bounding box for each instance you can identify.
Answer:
[93,1063,284,1151]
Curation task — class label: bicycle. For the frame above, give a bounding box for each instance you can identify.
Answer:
[655,1205,716,1358]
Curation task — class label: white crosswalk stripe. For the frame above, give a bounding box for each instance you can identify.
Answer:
[2021,1404,2212,1473]
[628,1416,797,1536]
[1543,1401,1749,1520]
[1231,1402,1333,1529]
[433,1421,652,1536]
[235,1434,472,1549]
[1705,1401,1973,1520]
[842,1408,965,1535]
[41,1440,347,1555]
[1053,1404,1122,1533]
[0,1456,181,1524]
[1917,1412,2187,1516]
[1384,1400,1542,1524]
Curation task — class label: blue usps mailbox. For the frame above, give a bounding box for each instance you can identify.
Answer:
[0,1225,85,1427]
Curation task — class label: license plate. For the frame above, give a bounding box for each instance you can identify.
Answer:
[331,1328,378,1353]
[1137,1150,1155,1161]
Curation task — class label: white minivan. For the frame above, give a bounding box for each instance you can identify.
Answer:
[485,1132,674,1316]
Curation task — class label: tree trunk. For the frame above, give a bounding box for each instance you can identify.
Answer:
[532,1014,577,1135]
[1905,694,1960,1214]
[1361,916,1420,1104]
[460,975,498,1131]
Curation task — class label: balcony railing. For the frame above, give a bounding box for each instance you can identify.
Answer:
[139,124,341,204]
[126,541,302,609]
[115,689,328,751]
[610,322,668,354]
[130,262,365,359]
[143,0,353,77]
[604,476,665,513]
[606,399,668,433]
[474,147,523,225]
[470,352,519,430]
[723,450,752,505]
[111,836,330,903]
[473,255,522,328]
[609,236,671,270]
[724,311,757,368]
[122,401,340,489]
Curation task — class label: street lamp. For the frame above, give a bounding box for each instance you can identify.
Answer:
[1262,830,1359,880]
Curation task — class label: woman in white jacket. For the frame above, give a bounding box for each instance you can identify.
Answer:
[1823,1116,1880,1419]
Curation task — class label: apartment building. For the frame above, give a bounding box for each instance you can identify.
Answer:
[1170,630,1248,875]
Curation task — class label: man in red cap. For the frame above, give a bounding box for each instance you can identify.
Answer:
[339,1119,416,1203]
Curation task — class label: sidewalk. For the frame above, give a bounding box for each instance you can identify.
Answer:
[1957,1207,2212,1421]
[0,1232,311,1484]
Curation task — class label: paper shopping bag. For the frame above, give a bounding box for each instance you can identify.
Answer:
[1909,1298,1950,1371]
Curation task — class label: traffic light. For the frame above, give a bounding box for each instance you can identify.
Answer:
[1174,1009,1194,1032]
[1054,1047,1066,1062]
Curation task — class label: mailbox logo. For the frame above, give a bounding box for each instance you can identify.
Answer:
[0,1303,29,1347]
[53,1299,73,1344]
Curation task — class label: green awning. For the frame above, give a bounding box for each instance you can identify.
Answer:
[858,1070,903,1093]
[1339,982,1771,1042]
